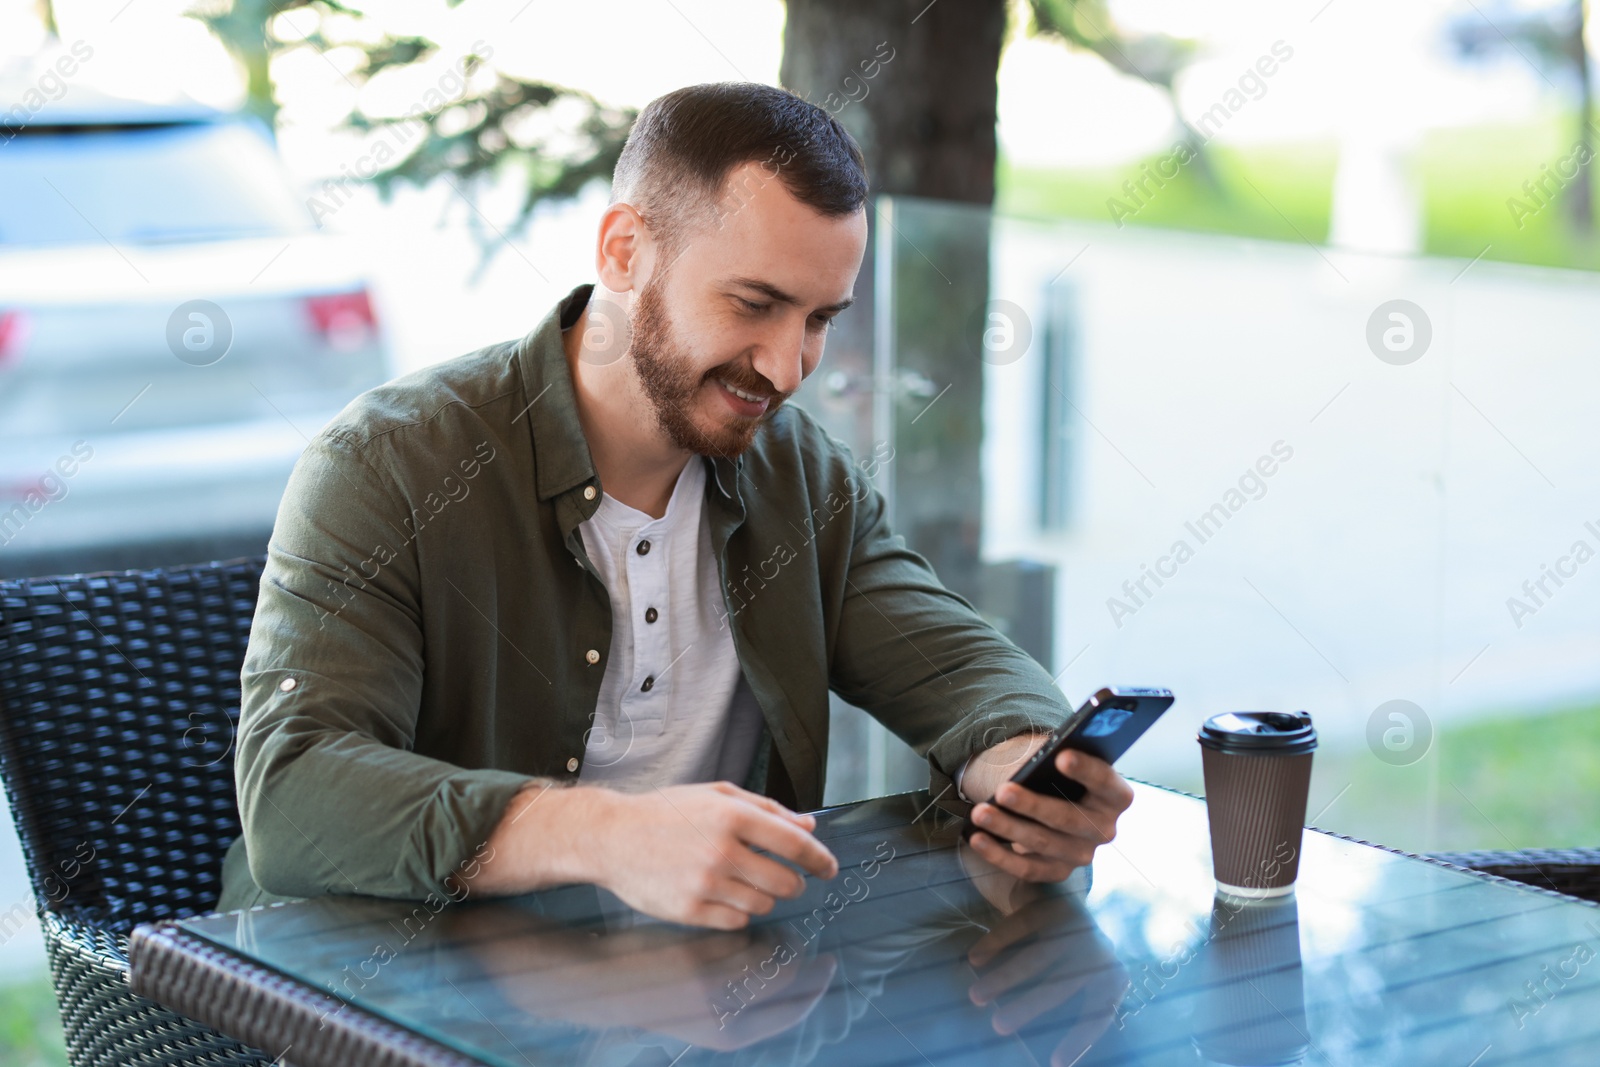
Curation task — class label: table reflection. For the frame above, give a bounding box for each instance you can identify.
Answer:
[426,826,1129,1065]
[189,786,1600,1066]
[1190,896,1307,1067]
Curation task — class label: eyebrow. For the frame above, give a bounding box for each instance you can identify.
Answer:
[729,277,855,314]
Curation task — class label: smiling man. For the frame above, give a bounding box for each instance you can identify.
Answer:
[220,82,1134,928]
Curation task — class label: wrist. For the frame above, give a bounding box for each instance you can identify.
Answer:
[558,786,627,889]
[474,781,613,894]
[965,731,1051,803]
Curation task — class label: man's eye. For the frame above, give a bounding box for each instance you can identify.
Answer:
[808,316,834,332]
[740,299,770,313]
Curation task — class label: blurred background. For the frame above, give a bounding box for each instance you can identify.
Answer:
[2,0,1598,1059]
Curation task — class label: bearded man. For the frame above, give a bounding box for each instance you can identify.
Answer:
[220,81,1134,927]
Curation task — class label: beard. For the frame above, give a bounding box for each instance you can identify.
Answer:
[628,274,786,458]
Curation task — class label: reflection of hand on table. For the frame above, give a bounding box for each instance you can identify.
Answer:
[957,841,1129,1066]
[454,906,837,1052]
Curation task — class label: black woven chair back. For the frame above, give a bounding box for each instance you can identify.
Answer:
[0,557,265,935]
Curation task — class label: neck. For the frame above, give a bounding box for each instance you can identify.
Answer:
[563,301,690,519]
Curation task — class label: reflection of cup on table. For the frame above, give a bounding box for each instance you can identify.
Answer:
[1197,712,1317,902]
[1192,895,1308,1067]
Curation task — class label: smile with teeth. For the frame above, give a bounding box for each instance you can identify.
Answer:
[719,380,767,404]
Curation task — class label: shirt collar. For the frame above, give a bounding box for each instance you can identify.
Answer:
[516,283,601,504]
[515,281,745,506]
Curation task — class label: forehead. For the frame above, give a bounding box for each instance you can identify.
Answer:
[674,160,867,297]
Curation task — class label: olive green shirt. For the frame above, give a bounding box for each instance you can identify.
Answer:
[217,282,1071,912]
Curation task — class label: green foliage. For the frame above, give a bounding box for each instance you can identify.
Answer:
[186,0,354,127]
[347,74,634,244]
[1023,0,1214,185]
[190,0,637,249]
[1024,0,1196,91]
[349,34,437,80]
[0,975,66,1067]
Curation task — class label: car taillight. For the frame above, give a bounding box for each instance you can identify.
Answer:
[0,310,27,369]
[304,289,378,352]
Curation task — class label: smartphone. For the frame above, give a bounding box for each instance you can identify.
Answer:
[963,686,1174,842]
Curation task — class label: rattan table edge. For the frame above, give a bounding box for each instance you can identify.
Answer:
[128,920,486,1067]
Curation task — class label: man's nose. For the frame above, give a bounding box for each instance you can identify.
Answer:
[751,316,808,396]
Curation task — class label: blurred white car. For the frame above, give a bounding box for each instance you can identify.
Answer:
[0,90,390,574]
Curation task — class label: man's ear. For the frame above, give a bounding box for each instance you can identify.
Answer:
[596,202,649,295]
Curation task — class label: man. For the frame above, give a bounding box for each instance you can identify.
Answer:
[219,82,1134,929]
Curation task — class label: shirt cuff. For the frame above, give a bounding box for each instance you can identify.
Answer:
[954,756,974,803]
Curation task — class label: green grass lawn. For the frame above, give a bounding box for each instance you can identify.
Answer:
[998,112,1600,272]
[1418,114,1600,271]
[1165,699,1600,856]
[997,140,1338,245]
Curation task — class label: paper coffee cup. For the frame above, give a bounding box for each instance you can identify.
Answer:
[1197,712,1317,901]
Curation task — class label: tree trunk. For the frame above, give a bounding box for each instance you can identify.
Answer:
[782,0,1005,602]
[1571,0,1593,232]
[781,0,1006,203]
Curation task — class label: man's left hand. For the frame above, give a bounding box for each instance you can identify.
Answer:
[961,736,1135,882]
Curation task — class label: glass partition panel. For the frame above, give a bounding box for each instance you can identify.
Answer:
[879,193,1600,854]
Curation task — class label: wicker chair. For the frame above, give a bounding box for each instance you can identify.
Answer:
[1430,848,1600,904]
[0,557,275,1067]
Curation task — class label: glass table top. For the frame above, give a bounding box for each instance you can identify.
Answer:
[181,783,1600,1066]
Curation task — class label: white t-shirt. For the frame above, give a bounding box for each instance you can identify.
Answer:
[576,457,766,790]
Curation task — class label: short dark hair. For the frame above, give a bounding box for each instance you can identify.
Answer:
[610,82,869,260]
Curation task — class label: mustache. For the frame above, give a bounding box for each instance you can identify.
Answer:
[708,361,787,402]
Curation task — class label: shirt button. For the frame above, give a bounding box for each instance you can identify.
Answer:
[636,539,651,556]
[644,607,658,624]
[279,677,296,692]
[583,485,597,501]
[641,675,655,692]
[566,757,579,772]
[585,649,600,665]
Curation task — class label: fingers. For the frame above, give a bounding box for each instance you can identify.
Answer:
[967,901,1060,967]
[971,802,1087,862]
[1051,751,1134,813]
[689,900,757,931]
[705,873,777,920]
[725,848,808,901]
[970,937,1060,1005]
[714,781,819,829]
[967,831,1077,882]
[993,976,1084,1035]
[734,807,839,881]
[993,781,1119,845]
[1051,1009,1120,1067]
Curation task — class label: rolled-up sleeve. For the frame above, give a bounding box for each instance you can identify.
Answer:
[826,474,1070,813]
[235,432,532,900]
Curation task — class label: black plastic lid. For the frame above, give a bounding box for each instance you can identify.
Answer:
[1197,711,1317,755]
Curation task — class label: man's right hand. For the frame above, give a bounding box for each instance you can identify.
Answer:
[599,782,839,929]
[468,779,838,930]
